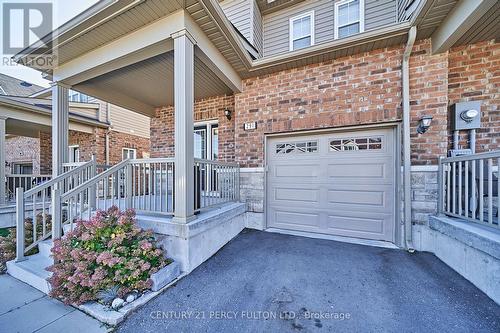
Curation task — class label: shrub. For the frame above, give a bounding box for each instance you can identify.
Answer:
[47,207,169,305]
[0,215,52,273]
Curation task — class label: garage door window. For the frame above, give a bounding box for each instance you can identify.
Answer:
[276,140,318,154]
[329,136,382,151]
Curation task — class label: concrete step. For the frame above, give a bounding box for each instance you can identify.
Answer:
[38,240,53,258]
[6,254,53,294]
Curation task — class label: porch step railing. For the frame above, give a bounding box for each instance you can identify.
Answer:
[15,158,97,261]
[194,159,240,211]
[438,151,499,228]
[54,158,240,236]
[5,174,52,202]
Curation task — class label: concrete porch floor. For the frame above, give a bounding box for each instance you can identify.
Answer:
[118,229,500,333]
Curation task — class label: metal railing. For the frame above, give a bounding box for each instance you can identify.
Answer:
[15,159,97,261]
[5,174,52,202]
[194,159,240,211]
[17,158,241,261]
[438,151,499,228]
[129,158,175,214]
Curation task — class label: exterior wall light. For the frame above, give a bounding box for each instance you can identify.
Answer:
[224,109,232,120]
[460,109,479,122]
[417,115,433,134]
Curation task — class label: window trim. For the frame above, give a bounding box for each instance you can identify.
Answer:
[289,10,315,51]
[68,145,80,163]
[122,147,137,160]
[334,0,365,40]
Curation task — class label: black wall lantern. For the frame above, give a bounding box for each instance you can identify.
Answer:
[416,115,433,134]
[224,109,232,120]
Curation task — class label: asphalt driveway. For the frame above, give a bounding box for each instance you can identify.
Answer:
[118,229,500,333]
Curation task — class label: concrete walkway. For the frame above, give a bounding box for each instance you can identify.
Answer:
[0,274,106,333]
[118,229,500,333]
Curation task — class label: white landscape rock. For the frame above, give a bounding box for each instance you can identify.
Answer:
[126,294,136,303]
[111,298,124,309]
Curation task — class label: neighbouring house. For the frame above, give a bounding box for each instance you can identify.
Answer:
[0,73,150,225]
[5,0,499,306]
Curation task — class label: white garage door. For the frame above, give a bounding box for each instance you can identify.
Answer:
[266,128,396,242]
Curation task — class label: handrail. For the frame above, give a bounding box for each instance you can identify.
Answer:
[130,158,174,164]
[441,151,500,163]
[23,160,94,197]
[6,174,52,177]
[61,159,129,202]
[194,158,239,168]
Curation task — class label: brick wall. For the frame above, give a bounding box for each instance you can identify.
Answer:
[38,129,150,173]
[39,132,51,174]
[5,136,40,173]
[408,40,449,165]
[151,95,235,162]
[233,39,453,168]
[448,40,499,152]
[107,130,150,164]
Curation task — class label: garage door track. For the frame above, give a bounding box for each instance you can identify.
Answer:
[118,230,500,333]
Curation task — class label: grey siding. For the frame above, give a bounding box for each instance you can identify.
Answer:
[220,0,252,41]
[365,0,397,31]
[263,0,398,58]
[252,0,264,55]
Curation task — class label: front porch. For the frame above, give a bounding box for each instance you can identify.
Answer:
[6,9,246,288]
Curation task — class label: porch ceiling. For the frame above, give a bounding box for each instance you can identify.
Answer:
[73,49,233,117]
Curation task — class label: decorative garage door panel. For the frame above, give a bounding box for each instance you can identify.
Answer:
[267,128,395,242]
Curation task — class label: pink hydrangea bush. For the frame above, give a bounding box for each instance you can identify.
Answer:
[47,207,169,305]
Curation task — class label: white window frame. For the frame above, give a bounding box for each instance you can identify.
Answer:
[68,145,80,163]
[289,11,315,51]
[334,0,365,40]
[194,120,218,161]
[122,148,137,160]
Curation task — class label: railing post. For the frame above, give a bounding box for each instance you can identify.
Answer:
[15,188,26,262]
[236,167,240,202]
[89,156,97,210]
[437,157,444,215]
[126,163,133,209]
[51,188,62,241]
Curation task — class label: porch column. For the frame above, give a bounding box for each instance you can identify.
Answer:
[172,30,196,222]
[51,83,70,176]
[0,116,6,205]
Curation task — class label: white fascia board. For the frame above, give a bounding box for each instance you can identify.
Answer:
[53,10,185,85]
[431,0,496,54]
[184,12,243,92]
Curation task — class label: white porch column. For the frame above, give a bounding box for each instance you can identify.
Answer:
[0,116,6,205]
[172,30,196,223]
[51,83,70,176]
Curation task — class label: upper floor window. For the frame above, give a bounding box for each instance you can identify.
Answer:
[69,90,89,103]
[289,11,314,51]
[334,0,364,39]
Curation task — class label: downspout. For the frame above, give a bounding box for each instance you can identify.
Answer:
[402,26,417,252]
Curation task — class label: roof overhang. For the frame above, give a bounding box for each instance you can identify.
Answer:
[0,95,108,129]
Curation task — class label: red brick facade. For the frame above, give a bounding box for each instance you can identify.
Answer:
[148,39,498,168]
[151,95,235,162]
[5,136,41,174]
[448,40,499,152]
[37,129,150,173]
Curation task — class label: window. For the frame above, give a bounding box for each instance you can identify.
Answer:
[335,0,364,39]
[12,163,33,175]
[276,141,318,154]
[329,136,382,152]
[68,145,80,163]
[122,148,137,160]
[68,90,89,103]
[194,122,218,161]
[289,11,314,51]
